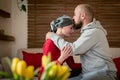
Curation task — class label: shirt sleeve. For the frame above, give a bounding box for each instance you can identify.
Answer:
[43,39,59,61]
[50,29,97,55]
[43,40,53,55]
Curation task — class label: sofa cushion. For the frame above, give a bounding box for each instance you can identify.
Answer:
[113,57,120,79]
[22,51,43,69]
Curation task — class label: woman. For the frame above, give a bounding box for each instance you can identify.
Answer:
[43,15,81,78]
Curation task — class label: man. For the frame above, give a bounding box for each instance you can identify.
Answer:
[46,4,117,80]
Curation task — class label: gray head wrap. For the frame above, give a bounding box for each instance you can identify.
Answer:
[50,15,73,33]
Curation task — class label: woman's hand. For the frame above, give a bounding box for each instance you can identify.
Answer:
[58,45,72,64]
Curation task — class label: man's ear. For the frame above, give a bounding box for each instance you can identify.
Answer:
[81,12,85,20]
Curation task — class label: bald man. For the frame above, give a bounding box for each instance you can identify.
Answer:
[46,4,118,80]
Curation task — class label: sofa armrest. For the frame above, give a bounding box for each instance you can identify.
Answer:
[1,57,11,74]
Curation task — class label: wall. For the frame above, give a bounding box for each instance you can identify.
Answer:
[0,0,12,59]
[0,0,119,59]
[11,0,27,57]
[0,0,27,59]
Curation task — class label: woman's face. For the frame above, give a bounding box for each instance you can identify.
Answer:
[61,24,74,37]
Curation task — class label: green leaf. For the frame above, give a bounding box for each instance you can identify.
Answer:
[41,71,48,80]
[13,73,19,80]
[34,67,40,76]
[0,71,11,78]
[5,57,12,68]
[21,4,26,12]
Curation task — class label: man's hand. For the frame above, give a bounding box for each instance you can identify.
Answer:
[46,32,54,40]
[58,45,72,64]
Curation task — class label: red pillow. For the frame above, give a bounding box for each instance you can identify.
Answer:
[113,57,120,79]
[22,51,43,69]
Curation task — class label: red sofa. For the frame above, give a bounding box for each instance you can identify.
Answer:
[17,48,120,79]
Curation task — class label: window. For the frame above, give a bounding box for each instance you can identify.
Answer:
[28,0,120,48]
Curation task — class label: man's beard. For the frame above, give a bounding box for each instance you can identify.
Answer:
[74,22,82,30]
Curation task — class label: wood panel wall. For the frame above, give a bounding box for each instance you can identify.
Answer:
[28,0,120,48]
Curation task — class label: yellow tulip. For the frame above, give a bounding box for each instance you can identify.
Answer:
[58,65,68,77]
[16,60,27,76]
[56,65,62,77]
[61,72,70,80]
[40,53,70,80]
[61,66,70,80]
[11,57,19,73]
[57,65,70,80]
[61,66,69,74]
[48,64,58,78]
[25,66,34,79]
[42,55,47,67]
[42,53,51,67]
